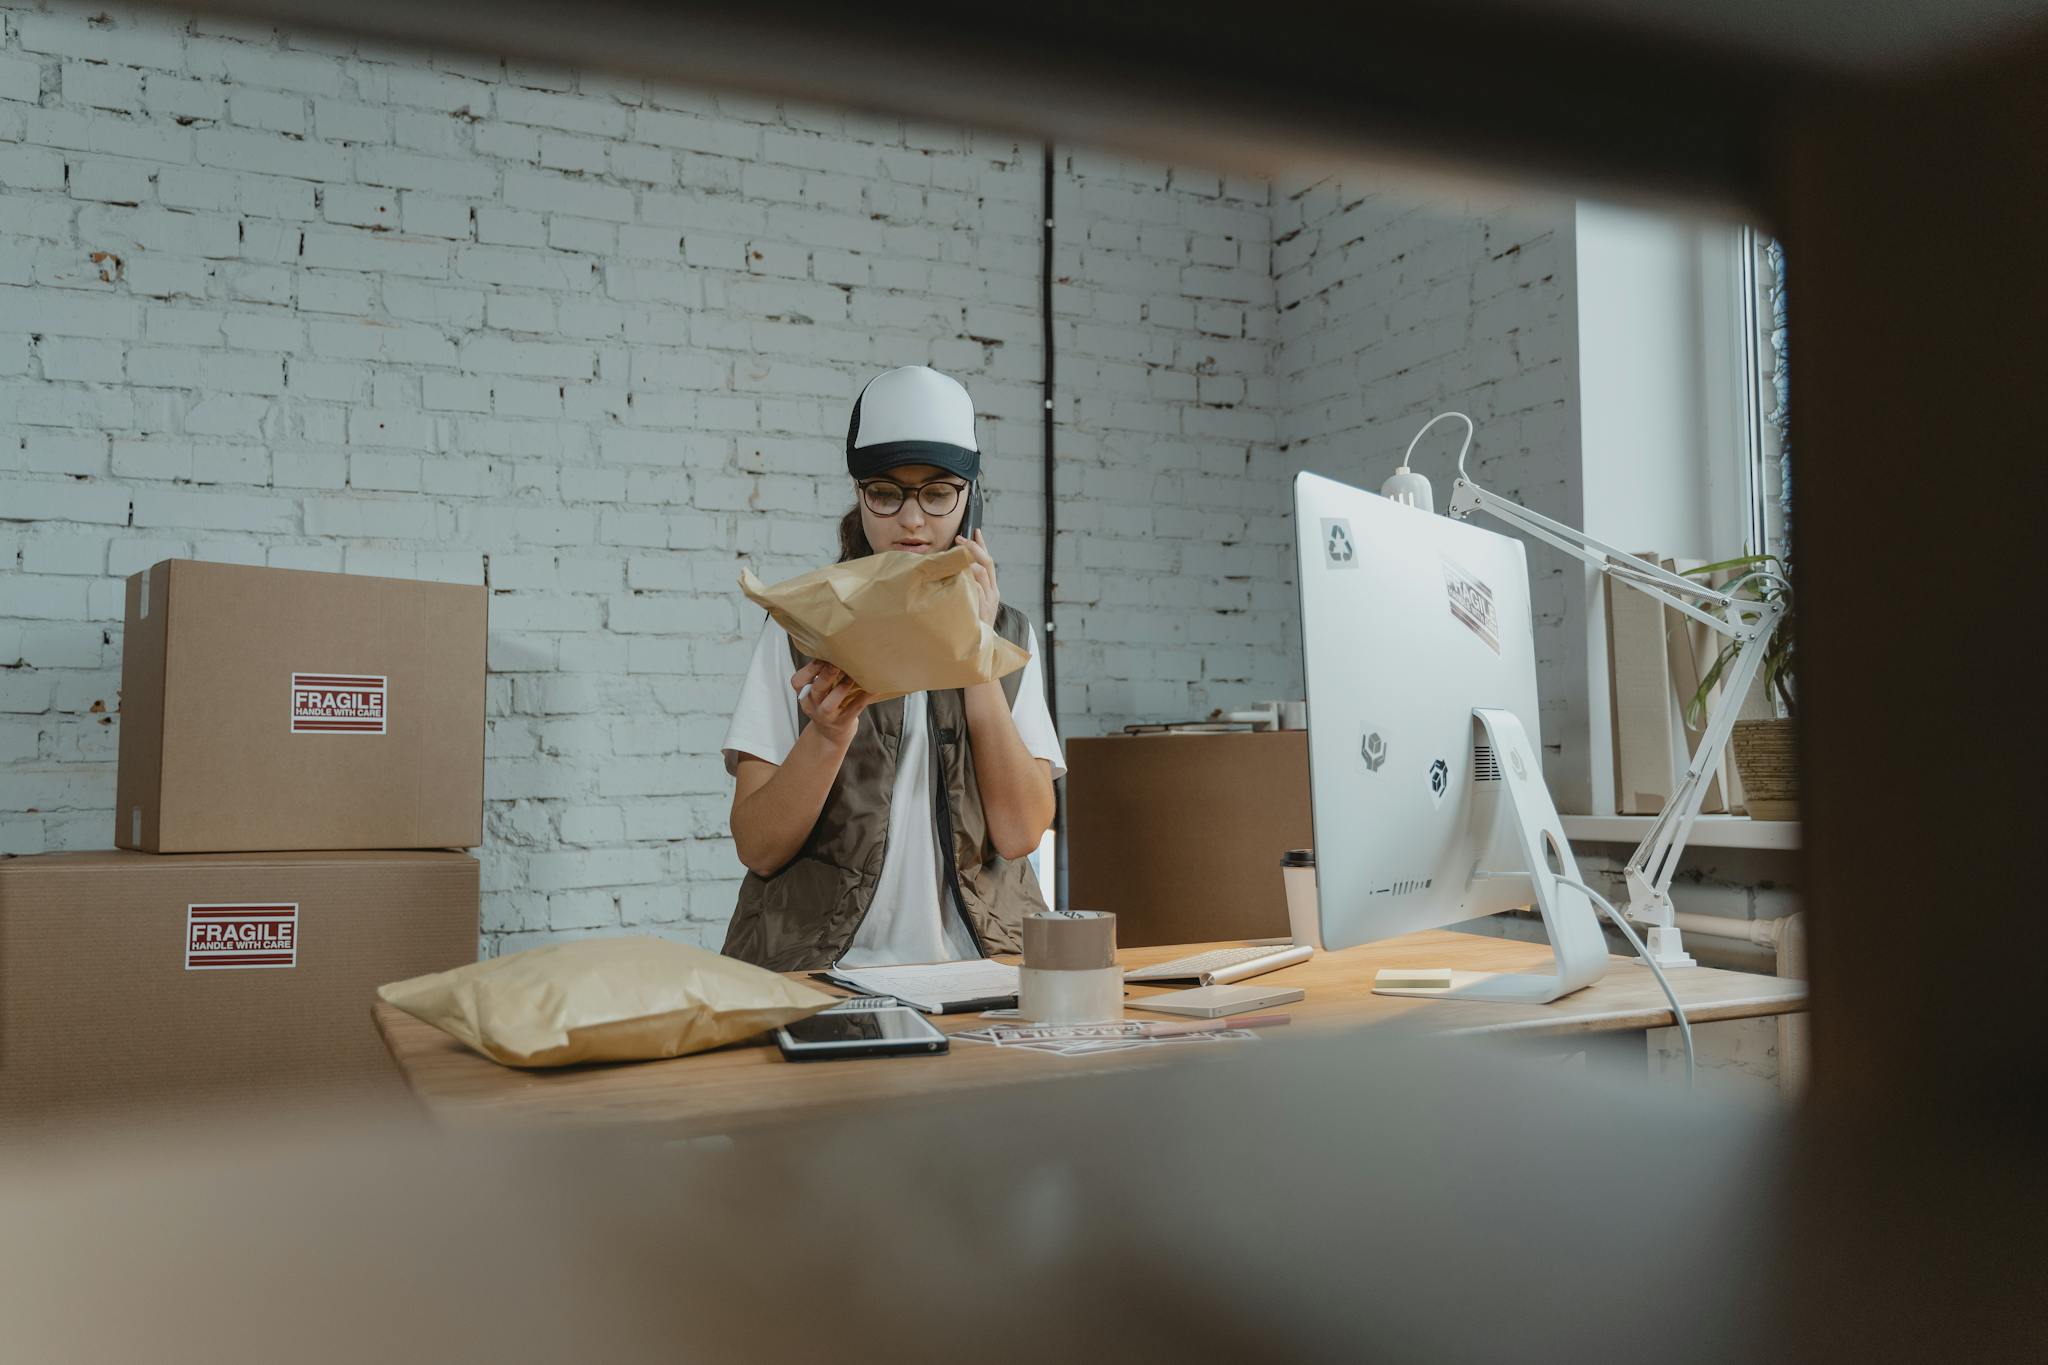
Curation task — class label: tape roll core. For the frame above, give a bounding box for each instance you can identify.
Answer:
[1022,910,1117,971]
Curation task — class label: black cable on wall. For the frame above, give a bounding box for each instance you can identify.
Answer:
[1040,142,1067,910]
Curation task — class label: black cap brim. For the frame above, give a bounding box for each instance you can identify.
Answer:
[848,440,980,482]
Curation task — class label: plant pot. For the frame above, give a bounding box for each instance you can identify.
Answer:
[1731,717,1799,820]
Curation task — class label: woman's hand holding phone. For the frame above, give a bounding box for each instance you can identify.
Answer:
[955,527,1000,626]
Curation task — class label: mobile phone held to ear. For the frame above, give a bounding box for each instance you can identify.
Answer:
[960,482,981,541]
[775,1000,950,1061]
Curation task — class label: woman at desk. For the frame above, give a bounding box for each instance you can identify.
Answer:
[720,365,1065,971]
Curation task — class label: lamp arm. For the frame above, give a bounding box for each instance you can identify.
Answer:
[1619,602,1785,934]
[1446,468,1791,959]
[1448,477,1748,639]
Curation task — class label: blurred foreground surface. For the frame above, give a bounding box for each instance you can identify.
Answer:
[1,1028,1807,1363]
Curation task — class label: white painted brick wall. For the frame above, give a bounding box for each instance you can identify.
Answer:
[1270,169,1588,790]
[1049,150,1285,732]
[7,5,1759,963]
[1,4,1285,955]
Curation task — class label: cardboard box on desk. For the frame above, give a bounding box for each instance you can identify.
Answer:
[115,560,486,853]
[1066,731,1311,947]
[0,850,479,1134]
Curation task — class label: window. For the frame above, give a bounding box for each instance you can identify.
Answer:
[1740,230,1792,564]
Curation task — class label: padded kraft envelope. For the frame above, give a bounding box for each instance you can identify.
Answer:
[739,545,1029,701]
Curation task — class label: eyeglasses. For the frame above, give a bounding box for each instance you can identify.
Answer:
[858,478,968,517]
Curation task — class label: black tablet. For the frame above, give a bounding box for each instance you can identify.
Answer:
[775,1002,949,1061]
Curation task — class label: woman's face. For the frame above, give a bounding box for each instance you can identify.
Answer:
[857,463,970,554]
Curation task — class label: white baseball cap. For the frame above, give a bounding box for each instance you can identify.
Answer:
[845,365,981,482]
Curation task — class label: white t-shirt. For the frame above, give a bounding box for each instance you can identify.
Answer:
[722,616,1067,968]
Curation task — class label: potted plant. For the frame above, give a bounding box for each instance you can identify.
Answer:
[1682,554,1797,819]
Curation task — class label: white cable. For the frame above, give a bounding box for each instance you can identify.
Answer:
[1399,410,1475,477]
[1556,876,1695,1089]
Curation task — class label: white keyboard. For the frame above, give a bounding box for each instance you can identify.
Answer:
[1124,943,1310,985]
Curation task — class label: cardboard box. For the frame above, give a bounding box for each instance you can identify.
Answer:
[116,560,486,852]
[1066,732,1311,947]
[0,849,479,1132]
[1660,557,1737,814]
[1606,557,1679,815]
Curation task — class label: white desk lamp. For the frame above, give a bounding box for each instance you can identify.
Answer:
[1385,413,1788,969]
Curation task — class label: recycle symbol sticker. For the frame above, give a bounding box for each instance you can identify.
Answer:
[1321,518,1358,568]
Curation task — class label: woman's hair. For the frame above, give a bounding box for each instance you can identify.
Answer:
[837,505,871,563]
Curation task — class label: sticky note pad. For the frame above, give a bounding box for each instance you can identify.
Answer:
[1375,966,1454,990]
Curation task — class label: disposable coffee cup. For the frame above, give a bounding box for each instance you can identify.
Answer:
[1281,848,1322,949]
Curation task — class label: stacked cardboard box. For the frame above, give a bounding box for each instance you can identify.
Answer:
[1,562,487,1133]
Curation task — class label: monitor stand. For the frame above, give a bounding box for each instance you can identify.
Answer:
[1374,708,1610,1005]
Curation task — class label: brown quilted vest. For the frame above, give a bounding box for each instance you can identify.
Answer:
[721,604,1051,971]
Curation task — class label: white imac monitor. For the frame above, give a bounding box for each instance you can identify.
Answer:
[1293,471,1607,1002]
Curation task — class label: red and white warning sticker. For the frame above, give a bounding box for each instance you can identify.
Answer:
[186,904,299,971]
[291,673,387,734]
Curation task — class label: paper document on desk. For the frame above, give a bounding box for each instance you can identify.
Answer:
[952,1021,1263,1057]
[822,958,1021,1013]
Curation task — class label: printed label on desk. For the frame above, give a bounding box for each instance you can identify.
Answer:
[187,904,298,970]
[291,673,387,734]
[1441,557,1500,654]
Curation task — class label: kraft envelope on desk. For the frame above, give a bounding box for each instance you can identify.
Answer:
[377,936,837,1069]
[739,546,1030,700]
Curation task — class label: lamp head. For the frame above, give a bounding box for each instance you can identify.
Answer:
[1383,411,1474,516]
[1381,465,1435,513]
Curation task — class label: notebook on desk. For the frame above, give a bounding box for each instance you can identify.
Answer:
[817,959,1021,1014]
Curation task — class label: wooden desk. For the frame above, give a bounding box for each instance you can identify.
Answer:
[372,929,1807,1137]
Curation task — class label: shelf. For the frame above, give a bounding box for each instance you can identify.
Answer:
[1561,814,1801,851]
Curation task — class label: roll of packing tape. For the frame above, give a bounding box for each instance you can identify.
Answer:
[1022,909,1117,971]
[1020,910,1121,1023]
[1019,965,1125,1025]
